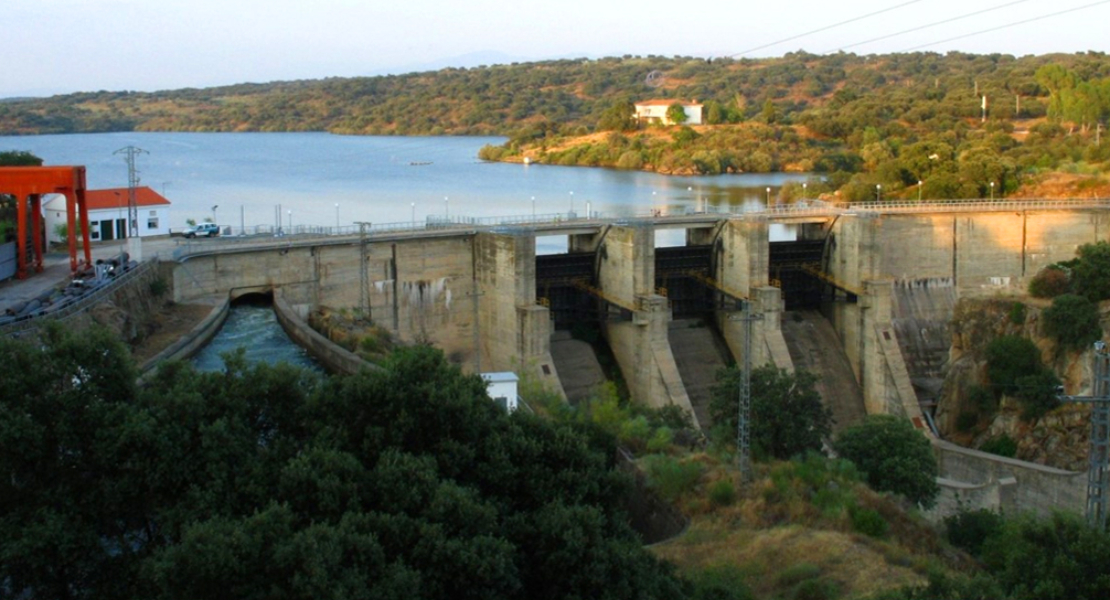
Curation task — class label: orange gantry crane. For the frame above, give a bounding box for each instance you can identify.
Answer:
[0,166,92,279]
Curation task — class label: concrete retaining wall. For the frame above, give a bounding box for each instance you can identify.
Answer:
[139,297,229,376]
[273,293,377,375]
[932,439,1086,518]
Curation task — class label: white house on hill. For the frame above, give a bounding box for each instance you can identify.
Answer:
[44,186,172,243]
[634,99,704,126]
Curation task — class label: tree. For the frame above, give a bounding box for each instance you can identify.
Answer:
[0,150,43,166]
[709,364,832,460]
[598,99,636,132]
[1070,240,1110,302]
[982,512,1110,600]
[834,415,939,508]
[0,330,690,599]
[984,335,1045,397]
[1042,293,1101,352]
[666,102,689,125]
[1028,264,1071,299]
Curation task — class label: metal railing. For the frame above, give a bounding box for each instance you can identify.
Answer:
[167,198,1110,261]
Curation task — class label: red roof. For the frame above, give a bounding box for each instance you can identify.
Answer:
[634,99,702,107]
[84,187,171,210]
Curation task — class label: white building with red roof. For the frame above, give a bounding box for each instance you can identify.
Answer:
[43,186,171,243]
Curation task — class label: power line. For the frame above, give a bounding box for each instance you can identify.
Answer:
[827,0,1032,53]
[729,0,926,57]
[900,0,1110,52]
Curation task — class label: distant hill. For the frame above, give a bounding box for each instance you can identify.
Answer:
[4,51,1110,198]
[0,51,1089,137]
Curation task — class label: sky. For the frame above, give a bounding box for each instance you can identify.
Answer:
[5,0,1110,98]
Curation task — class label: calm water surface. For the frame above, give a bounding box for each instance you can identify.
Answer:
[0,132,808,245]
[1,132,809,364]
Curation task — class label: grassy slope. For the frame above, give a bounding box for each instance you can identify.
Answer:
[645,454,972,599]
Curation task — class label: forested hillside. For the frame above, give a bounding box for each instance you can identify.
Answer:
[5,51,1110,198]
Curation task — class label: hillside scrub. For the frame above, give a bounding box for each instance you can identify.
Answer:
[9,52,1110,198]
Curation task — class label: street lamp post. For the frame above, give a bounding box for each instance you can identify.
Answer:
[531,196,536,219]
[569,191,574,216]
[586,201,591,219]
[802,182,807,200]
[990,181,995,200]
[918,180,923,201]
[287,210,292,233]
[444,196,449,219]
[335,203,340,231]
[876,184,882,202]
[411,202,415,228]
[212,205,219,225]
[765,187,771,206]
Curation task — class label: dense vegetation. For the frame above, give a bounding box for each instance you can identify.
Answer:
[877,509,1110,599]
[708,364,833,461]
[0,324,690,599]
[834,416,939,508]
[7,52,1110,197]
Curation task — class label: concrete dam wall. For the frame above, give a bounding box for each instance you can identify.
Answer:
[168,205,1110,440]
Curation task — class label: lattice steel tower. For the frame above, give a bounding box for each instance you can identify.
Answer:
[113,145,147,238]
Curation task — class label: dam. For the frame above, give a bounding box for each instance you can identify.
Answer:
[169,199,1110,439]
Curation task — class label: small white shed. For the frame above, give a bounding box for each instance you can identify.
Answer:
[481,372,519,413]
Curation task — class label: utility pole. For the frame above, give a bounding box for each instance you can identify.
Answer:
[356,221,373,322]
[114,145,148,238]
[1058,342,1110,530]
[731,299,763,481]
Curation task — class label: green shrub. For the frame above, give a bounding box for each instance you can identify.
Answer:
[1014,370,1062,421]
[1008,301,1026,324]
[1071,240,1110,301]
[835,415,939,508]
[984,335,1044,397]
[850,506,889,538]
[968,384,996,413]
[777,562,822,587]
[615,150,644,169]
[955,411,979,433]
[944,509,1004,557]
[148,277,168,298]
[979,434,1017,457]
[789,578,841,600]
[642,454,703,502]
[1042,293,1101,351]
[688,564,754,600]
[645,426,674,453]
[1028,265,1070,298]
[708,479,737,506]
[618,415,653,452]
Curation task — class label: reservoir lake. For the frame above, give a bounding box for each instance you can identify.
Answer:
[0,132,808,249]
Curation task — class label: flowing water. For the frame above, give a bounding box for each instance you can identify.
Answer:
[190,300,321,372]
